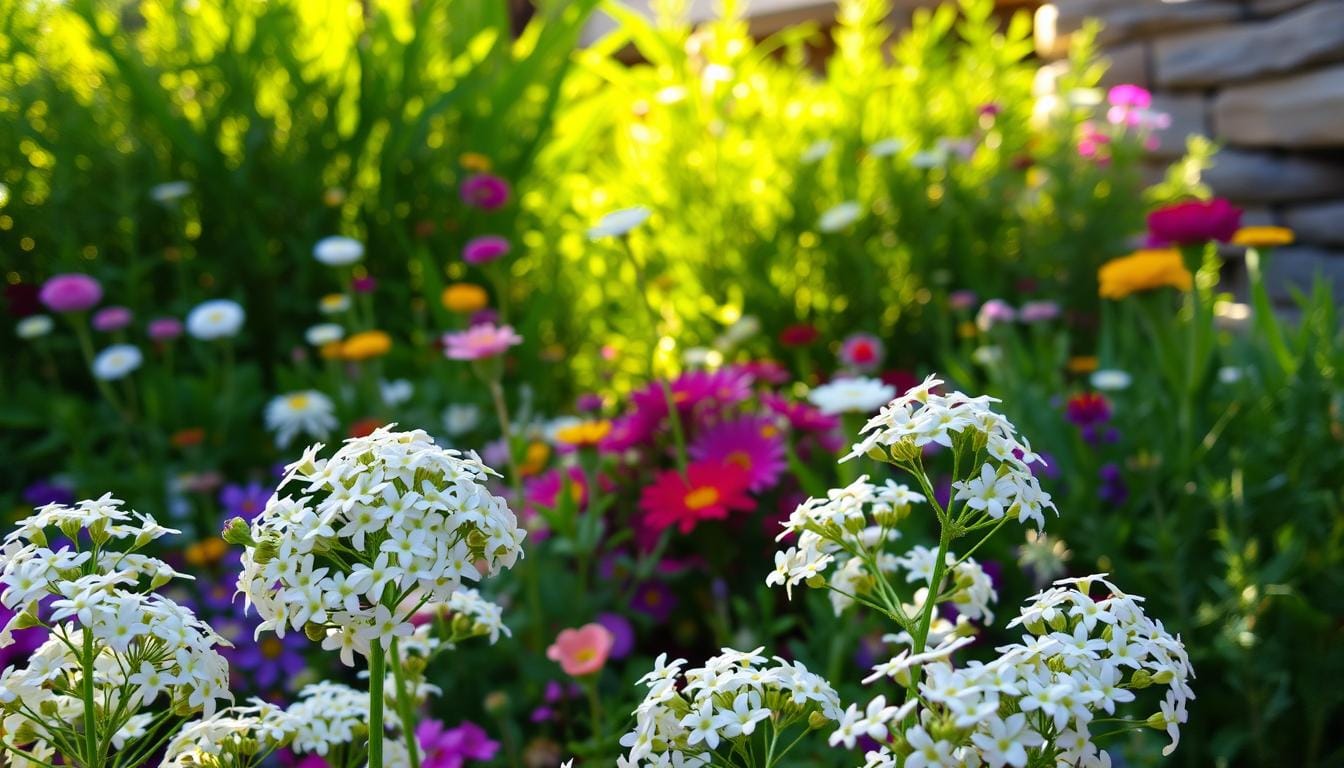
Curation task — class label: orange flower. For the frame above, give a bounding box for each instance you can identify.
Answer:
[170,427,206,448]
[459,152,493,172]
[518,441,551,477]
[1067,356,1100,374]
[553,420,612,449]
[348,417,383,438]
[185,537,228,567]
[1097,249,1192,300]
[1231,226,1294,248]
[441,283,489,314]
[340,330,392,361]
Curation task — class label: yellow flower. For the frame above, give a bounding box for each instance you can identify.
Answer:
[1231,226,1294,248]
[554,420,612,448]
[185,537,228,567]
[340,330,392,361]
[320,293,351,314]
[1067,356,1099,374]
[957,321,977,339]
[442,283,489,314]
[1098,249,1192,300]
[519,441,550,477]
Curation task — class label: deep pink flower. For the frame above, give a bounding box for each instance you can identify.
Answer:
[147,316,183,341]
[92,305,133,332]
[39,274,102,313]
[761,392,840,434]
[778,323,819,347]
[1107,84,1151,110]
[459,174,511,210]
[1147,198,1243,246]
[417,719,500,768]
[352,275,377,294]
[442,323,522,360]
[546,623,614,677]
[462,235,511,265]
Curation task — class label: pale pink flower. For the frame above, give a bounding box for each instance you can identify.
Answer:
[442,323,522,360]
[546,623,614,677]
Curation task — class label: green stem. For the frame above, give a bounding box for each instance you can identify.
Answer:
[487,378,524,501]
[904,524,952,711]
[81,627,99,768]
[585,676,604,747]
[620,236,688,476]
[390,640,422,768]
[369,643,386,768]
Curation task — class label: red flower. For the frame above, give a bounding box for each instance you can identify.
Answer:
[638,461,754,534]
[348,418,384,438]
[779,323,819,347]
[1147,198,1242,246]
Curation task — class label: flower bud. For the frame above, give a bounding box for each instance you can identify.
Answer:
[807,711,830,730]
[1025,618,1047,635]
[889,438,922,463]
[842,514,866,535]
[404,655,428,676]
[14,608,42,630]
[866,446,891,463]
[87,518,111,546]
[28,528,47,547]
[1151,669,1174,684]
[253,535,280,565]
[221,518,255,548]
[805,574,827,590]
[1145,711,1169,730]
[304,622,328,641]
[1129,669,1153,689]
[1048,612,1068,631]
[1047,656,1068,673]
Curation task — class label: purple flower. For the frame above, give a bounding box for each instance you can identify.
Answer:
[219,482,270,521]
[22,479,74,507]
[576,393,604,413]
[459,174,511,211]
[462,235,511,265]
[597,612,635,660]
[1018,301,1060,324]
[39,274,102,313]
[417,720,500,768]
[92,305,133,332]
[1098,463,1128,506]
[469,308,500,327]
[352,276,377,294]
[147,316,184,341]
[948,290,978,311]
[631,580,677,623]
[232,631,309,692]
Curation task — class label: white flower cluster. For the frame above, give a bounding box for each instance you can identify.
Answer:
[844,375,1056,529]
[235,426,525,664]
[163,699,297,768]
[0,496,231,765]
[766,479,995,625]
[859,575,1194,768]
[620,648,844,766]
[287,681,413,767]
[422,587,511,646]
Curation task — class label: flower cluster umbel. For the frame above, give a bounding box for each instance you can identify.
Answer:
[620,649,844,766]
[0,495,231,767]
[229,426,526,663]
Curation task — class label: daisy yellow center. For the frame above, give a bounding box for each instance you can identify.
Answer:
[287,394,309,409]
[726,451,753,470]
[760,425,779,439]
[684,486,720,510]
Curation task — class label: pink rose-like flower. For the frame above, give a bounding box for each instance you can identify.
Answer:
[546,623,614,677]
[443,323,522,360]
[462,235,511,265]
[39,274,103,313]
[1147,198,1243,246]
[92,305,133,332]
[147,317,184,341]
[459,174,511,211]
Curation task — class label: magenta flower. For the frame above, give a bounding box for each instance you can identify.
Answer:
[147,317,184,341]
[976,299,1016,331]
[462,235,511,265]
[688,415,787,492]
[1107,84,1151,110]
[352,275,377,294]
[417,719,500,768]
[442,322,522,360]
[1147,198,1243,246]
[39,274,102,313]
[92,305,133,332]
[459,174,511,210]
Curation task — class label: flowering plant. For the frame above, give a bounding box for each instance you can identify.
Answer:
[0,495,231,767]
[227,426,525,765]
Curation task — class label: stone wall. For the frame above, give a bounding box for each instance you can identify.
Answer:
[1035,0,1344,303]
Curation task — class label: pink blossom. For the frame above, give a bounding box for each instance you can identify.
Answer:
[839,332,884,372]
[147,317,184,341]
[442,323,522,360]
[459,174,511,210]
[39,274,102,313]
[1147,198,1243,246]
[546,623,614,677]
[92,305,133,332]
